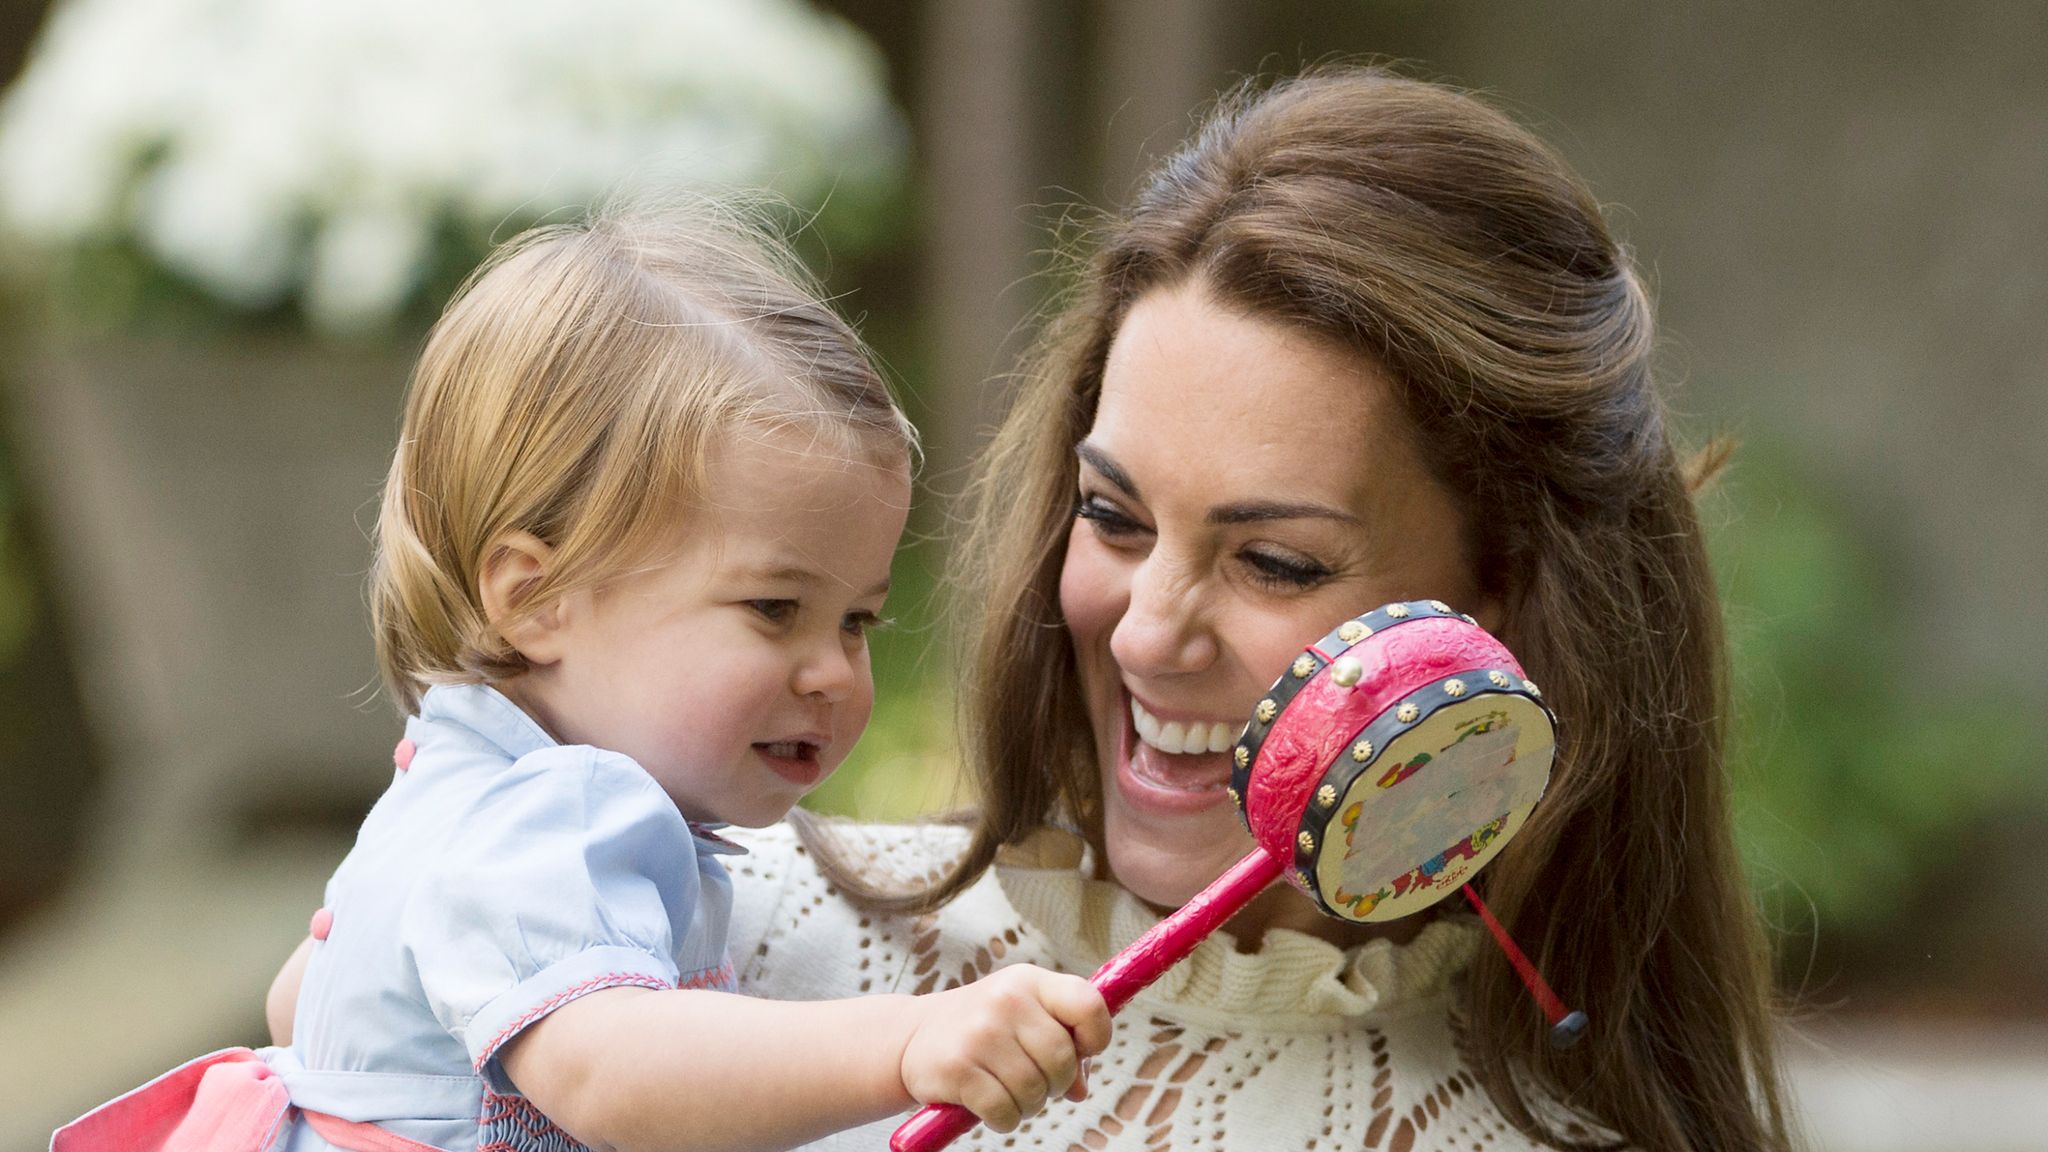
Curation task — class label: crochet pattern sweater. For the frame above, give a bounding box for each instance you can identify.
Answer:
[725,821,1580,1152]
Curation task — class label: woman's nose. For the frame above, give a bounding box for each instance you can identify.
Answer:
[1109,554,1218,677]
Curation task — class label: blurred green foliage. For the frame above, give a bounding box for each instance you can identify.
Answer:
[1710,445,2032,931]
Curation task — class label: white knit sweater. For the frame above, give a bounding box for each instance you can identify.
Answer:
[725,821,1579,1152]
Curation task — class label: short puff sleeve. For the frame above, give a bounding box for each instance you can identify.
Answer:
[402,746,698,1087]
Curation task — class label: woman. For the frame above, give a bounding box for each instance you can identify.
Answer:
[733,66,1791,1151]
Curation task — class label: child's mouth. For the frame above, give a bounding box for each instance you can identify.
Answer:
[754,740,825,787]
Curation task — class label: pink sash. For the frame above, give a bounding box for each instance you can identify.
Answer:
[53,1048,445,1152]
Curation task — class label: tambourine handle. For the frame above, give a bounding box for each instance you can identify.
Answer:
[889,848,1284,1151]
[890,1104,979,1152]
[1090,847,1285,1010]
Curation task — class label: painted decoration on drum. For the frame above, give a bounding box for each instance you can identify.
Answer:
[1316,692,1552,921]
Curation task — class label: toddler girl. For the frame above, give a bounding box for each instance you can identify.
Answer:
[54,207,1110,1152]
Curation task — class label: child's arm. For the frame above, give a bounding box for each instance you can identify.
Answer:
[498,964,1112,1152]
[266,935,314,1045]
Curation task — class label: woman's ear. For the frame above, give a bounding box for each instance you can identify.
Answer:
[480,531,566,665]
[1472,591,1510,639]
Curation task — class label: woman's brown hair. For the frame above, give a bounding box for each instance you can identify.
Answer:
[816,65,1788,1151]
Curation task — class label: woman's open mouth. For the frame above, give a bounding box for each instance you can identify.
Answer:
[1130,696,1239,754]
[1115,693,1238,812]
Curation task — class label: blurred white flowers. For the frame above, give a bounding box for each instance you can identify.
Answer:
[0,0,905,332]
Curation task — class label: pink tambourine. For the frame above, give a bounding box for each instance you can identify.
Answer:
[891,601,1582,1152]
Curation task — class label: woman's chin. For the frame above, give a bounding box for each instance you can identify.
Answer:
[1099,793,1257,909]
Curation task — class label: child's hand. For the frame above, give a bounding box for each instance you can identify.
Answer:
[897,964,1113,1132]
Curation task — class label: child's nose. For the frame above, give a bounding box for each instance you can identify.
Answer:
[793,640,859,702]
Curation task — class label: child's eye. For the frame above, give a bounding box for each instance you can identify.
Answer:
[842,610,892,638]
[1075,493,1146,539]
[1241,548,1331,590]
[749,599,799,625]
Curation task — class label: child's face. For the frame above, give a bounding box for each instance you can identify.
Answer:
[518,428,911,827]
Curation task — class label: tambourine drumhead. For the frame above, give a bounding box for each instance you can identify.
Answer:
[1308,690,1551,921]
[1229,600,1556,924]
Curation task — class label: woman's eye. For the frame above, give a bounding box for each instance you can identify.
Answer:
[1242,549,1331,589]
[1075,493,1146,538]
[749,599,798,625]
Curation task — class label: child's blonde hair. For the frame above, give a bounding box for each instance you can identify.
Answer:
[370,202,916,714]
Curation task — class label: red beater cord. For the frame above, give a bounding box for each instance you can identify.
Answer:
[1461,882,1569,1024]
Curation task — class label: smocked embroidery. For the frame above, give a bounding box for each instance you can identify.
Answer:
[678,959,736,991]
[479,1090,587,1152]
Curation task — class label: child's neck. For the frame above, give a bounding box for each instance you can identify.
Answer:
[491,676,568,746]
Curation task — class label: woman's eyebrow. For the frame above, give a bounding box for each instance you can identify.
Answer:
[1080,442,1357,526]
[1075,442,1139,499]
[1208,501,1360,526]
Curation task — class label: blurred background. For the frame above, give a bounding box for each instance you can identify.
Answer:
[0,1,2042,1148]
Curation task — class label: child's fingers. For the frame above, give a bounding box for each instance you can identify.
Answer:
[1014,1009,1081,1101]
[985,1033,1060,1122]
[1036,973,1114,1057]
[960,1064,1027,1133]
[1063,1057,1091,1103]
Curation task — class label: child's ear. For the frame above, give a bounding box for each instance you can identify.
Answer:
[480,531,567,665]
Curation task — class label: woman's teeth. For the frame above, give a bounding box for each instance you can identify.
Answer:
[758,741,816,760]
[1129,698,1239,755]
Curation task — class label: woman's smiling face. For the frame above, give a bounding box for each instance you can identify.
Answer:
[1058,279,1491,914]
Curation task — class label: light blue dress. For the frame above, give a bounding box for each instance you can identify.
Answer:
[272,683,742,1151]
